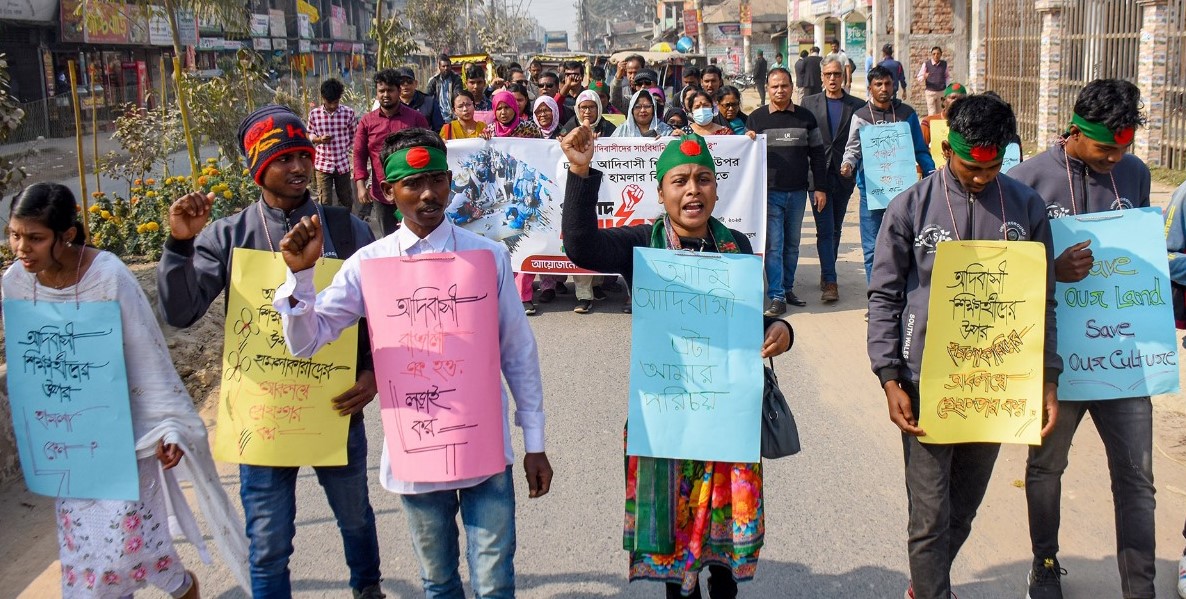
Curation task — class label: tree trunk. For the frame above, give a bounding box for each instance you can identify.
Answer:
[163,0,201,184]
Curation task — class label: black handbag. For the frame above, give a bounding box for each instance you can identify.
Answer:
[760,358,800,459]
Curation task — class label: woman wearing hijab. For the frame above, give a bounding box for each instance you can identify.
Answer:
[664,108,689,131]
[560,127,792,599]
[715,86,748,135]
[488,88,543,139]
[440,90,487,140]
[533,95,562,140]
[648,86,667,119]
[612,89,674,139]
[559,89,617,138]
[684,90,732,136]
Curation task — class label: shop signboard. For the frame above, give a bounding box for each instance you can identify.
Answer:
[251,13,270,37]
[269,9,286,37]
[298,14,313,39]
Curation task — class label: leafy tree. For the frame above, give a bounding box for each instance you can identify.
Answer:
[372,6,421,70]
[406,0,464,54]
[0,53,28,199]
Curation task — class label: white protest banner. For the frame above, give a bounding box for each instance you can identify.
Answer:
[444,136,768,275]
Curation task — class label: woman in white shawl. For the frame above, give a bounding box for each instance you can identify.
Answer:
[3,183,249,598]
[612,89,674,139]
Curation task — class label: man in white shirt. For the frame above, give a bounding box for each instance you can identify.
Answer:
[272,127,554,598]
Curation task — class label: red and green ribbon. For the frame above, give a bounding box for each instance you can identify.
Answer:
[1071,113,1135,146]
[947,128,1003,163]
[383,146,449,182]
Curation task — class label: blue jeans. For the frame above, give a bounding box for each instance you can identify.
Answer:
[812,180,854,284]
[764,189,808,300]
[858,188,885,284]
[401,466,517,599]
[1026,397,1155,598]
[240,416,381,598]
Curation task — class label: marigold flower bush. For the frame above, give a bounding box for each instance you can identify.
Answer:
[88,158,256,260]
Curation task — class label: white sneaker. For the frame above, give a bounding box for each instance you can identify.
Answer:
[1177,553,1186,598]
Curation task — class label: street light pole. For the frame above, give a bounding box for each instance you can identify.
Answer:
[696,0,705,55]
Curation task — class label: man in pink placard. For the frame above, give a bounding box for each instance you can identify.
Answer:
[272,127,554,598]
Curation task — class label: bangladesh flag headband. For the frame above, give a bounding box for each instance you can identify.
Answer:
[655,134,716,182]
[947,129,1003,163]
[383,146,449,182]
[1071,113,1135,145]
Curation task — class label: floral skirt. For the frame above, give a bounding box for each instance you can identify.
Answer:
[622,433,764,595]
[57,457,186,599]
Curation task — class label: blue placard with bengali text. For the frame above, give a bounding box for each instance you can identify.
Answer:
[861,121,918,210]
[1050,207,1180,400]
[3,300,139,500]
[1000,142,1022,174]
[626,248,764,462]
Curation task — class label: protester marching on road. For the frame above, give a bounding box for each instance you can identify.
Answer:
[745,67,828,316]
[439,90,486,140]
[272,126,554,599]
[825,40,852,91]
[878,44,908,98]
[560,126,792,599]
[354,69,430,236]
[915,47,952,116]
[157,105,384,599]
[307,78,358,213]
[396,67,444,132]
[753,50,769,105]
[840,66,936,285]
[867,93,1061,599]
[5,183,252,599]
[426,54,463,124]
[467,64,493,111]
[802,57,865,304]
[1008,79,1155,599]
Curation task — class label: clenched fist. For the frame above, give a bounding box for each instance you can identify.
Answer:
[280,214,323,273]
[168,191,215,241]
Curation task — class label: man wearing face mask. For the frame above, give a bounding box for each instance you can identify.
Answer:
[745,67,828,315]
[1006,78,1153,599]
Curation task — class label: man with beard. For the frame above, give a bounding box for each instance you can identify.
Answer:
[354,68,429,235]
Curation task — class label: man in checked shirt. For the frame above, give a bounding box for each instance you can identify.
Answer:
[307,78,358,212]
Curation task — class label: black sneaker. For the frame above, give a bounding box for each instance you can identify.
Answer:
[623,300,632,314]
[523,301,537,316]
[353,584,387,599]
[555,281,570,294]
[592,285,608,300]
[539,288,556,303]
[764,299,787,317]
[574,299,593,314]
[1026,557,1066,599]
[602,278,624,292]
[784,292,807,307]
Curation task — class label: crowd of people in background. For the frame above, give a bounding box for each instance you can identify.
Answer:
[11,38,1186,599]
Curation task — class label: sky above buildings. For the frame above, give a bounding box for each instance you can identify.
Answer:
[530,0,578,40]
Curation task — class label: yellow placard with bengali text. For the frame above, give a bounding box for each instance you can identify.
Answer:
[212,248,358,466]
[929,119,948,169]
[918,241,1047,445]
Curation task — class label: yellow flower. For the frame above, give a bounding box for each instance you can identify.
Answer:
[198,175,209,186]
[145,178,156,186]
[131,187,142,194]
[88,204,101,213]
[206,157,218,164]
[146,191,158,198]
[136,224,146,234]
[222,190,233,200]
[145,221,160,232]
[242,168,250,176]
[100,210,112,220]
[207,168,219,176]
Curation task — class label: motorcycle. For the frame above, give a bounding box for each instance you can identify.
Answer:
[731,72,755,91]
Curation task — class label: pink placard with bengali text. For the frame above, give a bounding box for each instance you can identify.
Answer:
[360,249,505,482]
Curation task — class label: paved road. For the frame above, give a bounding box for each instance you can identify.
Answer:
[4,148,1186,598]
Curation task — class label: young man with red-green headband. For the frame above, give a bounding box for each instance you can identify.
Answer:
[867,94,1060,599]
[272,127,554,598]
[1008,79,1153,599]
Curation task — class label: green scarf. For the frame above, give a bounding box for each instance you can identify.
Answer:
[628,214,739,555]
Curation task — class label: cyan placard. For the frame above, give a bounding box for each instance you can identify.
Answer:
[3,300,139,500]
[626,248,764,463]
[861,121,918,210]
[1050,207,1180,400]
[1000,142,1022,174]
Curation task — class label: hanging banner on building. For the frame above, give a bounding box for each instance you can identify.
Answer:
[298,13,313,39]
[626,248,764,463]
[861,121,919,210]
[1050,208,1179,400]
[176,10,198,46]
[918,241,1049,445]
[844,20,867,72]
[3,300,139,500]
[359,250,507,483]
[212,249,358,466]
[147,6,173,46]
[444,136,767,275]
